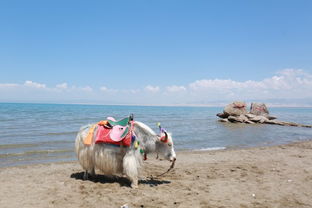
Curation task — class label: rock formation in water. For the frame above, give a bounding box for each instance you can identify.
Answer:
[217,101,312,128]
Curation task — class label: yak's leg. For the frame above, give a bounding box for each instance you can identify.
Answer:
[123,152,139,188]
[90,168,95,177]
[82,168,95,180]
[83,170,89,180]
[130,177,138,188]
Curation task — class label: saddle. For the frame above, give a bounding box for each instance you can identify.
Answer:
[84,116,133,147]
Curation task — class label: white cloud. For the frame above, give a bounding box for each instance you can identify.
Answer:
[24,80,46,88]
[166,85,186,93]
[100,86,118,93]
[187,69,312,101]
[0,83,19,88]
[144,85,160,93]
[0,69,311,105]
[129,89,140,94]
[100,86,108,91]
[189,79,244,90]
[120,89,141,94]
[56,83,68,89]
[80,86,93,92]
[189,69,312,91]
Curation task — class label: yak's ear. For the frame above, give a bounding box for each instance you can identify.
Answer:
[159,131,168,143]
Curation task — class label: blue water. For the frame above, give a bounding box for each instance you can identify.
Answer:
[0,103,312,167]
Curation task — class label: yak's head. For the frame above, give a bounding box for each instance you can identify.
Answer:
[133,121,176,166]
[156,129,176,163]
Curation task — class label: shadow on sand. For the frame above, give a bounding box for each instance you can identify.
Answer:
[70,172,171,187]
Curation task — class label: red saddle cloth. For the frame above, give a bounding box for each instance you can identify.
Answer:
[95,123,132,147]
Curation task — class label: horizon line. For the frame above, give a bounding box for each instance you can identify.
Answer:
[1,101,312,108]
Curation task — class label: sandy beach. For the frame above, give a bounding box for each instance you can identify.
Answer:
[1,140,312,208]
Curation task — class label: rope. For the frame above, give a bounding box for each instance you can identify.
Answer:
[150,159,176,178]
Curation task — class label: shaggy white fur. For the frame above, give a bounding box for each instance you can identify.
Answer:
[75,121,176,188]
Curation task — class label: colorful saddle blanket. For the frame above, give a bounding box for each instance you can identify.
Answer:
[84,117,133,147]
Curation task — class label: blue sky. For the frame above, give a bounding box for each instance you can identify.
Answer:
[1,0,312,106]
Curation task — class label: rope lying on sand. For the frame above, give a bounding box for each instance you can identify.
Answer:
[148,158,176,179]
[155,159,176,177]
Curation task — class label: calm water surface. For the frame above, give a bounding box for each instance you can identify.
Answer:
[0,103,311,167]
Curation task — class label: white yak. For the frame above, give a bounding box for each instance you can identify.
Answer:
[75,120,176,188]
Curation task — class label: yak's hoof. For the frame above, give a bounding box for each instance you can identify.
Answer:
[83,171,88,180]
[130,182,138,189]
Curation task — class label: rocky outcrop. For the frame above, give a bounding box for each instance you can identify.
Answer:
[217,101,247,118]
[217,102,312,128]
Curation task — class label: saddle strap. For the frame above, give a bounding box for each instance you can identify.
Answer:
[84,124,97,145]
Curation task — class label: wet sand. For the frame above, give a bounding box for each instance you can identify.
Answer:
[1,140,312,208]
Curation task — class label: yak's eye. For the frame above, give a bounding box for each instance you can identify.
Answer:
[168,143,172,147]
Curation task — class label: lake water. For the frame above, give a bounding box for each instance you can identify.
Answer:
[0,103,311,167]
